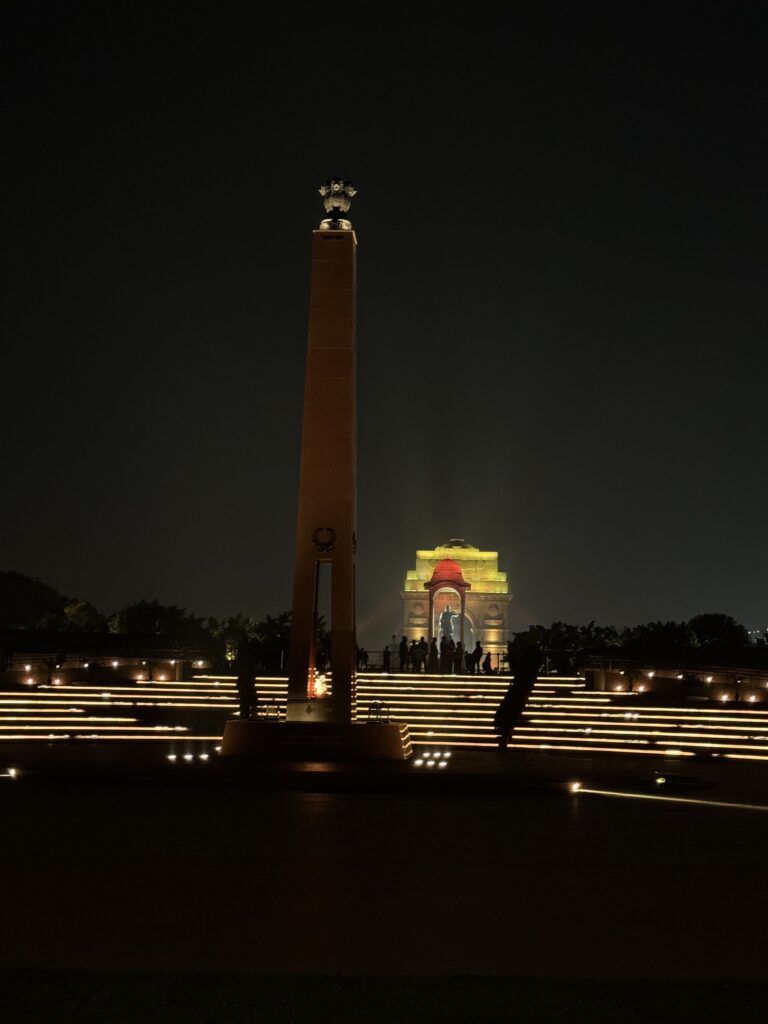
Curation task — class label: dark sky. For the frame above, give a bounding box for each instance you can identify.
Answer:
[2,3,767,644]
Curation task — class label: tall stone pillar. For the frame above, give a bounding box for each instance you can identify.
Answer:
[286,181,358,724]
[220,181,411,760]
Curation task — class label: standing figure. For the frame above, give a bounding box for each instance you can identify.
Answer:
[453,642,464,674]
[418,636,428,673]
[382,645,391,672]
[236,640,258,721]
[439,636,451,674]
[439,604,455,641]
[428,638,439,674]
[398,636,409,673]
[409,639,420,672]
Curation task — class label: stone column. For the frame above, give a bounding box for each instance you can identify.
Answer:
[287,226,357,724]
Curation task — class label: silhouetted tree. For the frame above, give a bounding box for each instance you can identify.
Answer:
[0,571,67,629]
[107,599,209,645]
[687,613,749,649]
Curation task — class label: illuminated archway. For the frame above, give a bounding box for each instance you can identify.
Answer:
[424,559,471,648]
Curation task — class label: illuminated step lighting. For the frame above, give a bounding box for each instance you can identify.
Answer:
[0,724,190,733]
[42,685,231,696]
[516,725,761,740]
[0,717,137,723]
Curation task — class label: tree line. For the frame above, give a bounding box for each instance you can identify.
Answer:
[1,570,763,675]
[0,571,290,672]
[508,615,763,674]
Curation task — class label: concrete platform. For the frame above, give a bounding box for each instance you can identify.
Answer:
[219,719,412,760]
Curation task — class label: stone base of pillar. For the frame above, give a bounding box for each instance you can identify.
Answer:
[220,720,412,761]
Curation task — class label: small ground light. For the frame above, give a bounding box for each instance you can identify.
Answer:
[438,761,447,768]
[706,676,713,683]
[199,753,209,761]
[413,759,423,767]
[656,777,666,785]
[183,753,194,761]
[112,661,119,668]
[749,695,757,703]
[570,782,582,793]
[24,664,31,671]
[7,768,18,778]
[167,754,177,762]
[215,746,221,753]
[25,678,34,686]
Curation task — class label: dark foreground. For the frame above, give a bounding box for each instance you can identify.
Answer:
[1,748,767,1020]
[3,972,768,1024]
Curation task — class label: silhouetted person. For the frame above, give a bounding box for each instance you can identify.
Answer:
[418,636,428,673]
[439,636,451,674]
[409,639,420,672]
[482,652,493,675]
[236,641,258,721]
[382,645,391,672]
[471,641,483,675]
[428,638,439,674]
[494,642,542,749]
[464,648,473,674]
[398,636,409,673]
[453,641,464,674]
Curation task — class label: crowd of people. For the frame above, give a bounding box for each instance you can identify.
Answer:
[380,635,494,675]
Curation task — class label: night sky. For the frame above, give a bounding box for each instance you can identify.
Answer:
[3,4,767,645]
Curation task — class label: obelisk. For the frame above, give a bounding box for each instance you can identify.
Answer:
[220,182,410,759]
[286,180,358,724]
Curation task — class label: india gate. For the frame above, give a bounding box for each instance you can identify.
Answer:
[401,539,512,654]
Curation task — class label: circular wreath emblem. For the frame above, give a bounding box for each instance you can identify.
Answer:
[312,526,336,553]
